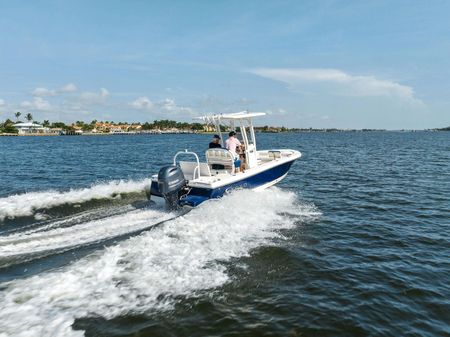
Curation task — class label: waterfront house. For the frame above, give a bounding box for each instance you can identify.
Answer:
[95,122,112,133]
[13,122,47,135]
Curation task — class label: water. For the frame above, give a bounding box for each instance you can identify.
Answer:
[0,132,449,337]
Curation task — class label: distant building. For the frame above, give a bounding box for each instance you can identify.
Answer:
[95,122,112,133]
[110,126,124,133]
[203,125,215,132]
[71,125,83,134]
[13,122,47,135]
[48,127,64,135]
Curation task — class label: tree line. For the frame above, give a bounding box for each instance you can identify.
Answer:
[0,111,209,133]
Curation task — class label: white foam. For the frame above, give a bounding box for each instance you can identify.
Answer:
[0,208,173,265]
[0,188,320,337]
[3,204,137,237]
[0,179,151,221]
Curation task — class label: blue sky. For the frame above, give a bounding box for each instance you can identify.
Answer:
[0,0,449,129]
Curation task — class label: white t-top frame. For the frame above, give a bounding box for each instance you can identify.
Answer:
[196,111,266,169]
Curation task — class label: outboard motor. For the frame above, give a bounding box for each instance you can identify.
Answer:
[157,165,186,210]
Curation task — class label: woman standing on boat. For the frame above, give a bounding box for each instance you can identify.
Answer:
[226,131,242,171]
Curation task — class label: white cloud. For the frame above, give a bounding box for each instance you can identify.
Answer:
[0,99,5,107]
[130,97,194,116]
[161,98,176,111]
[60,83,77,93]
[32,83,78,97]
[130,96,154,110]
[100,88,109,97]
[250,68,422,103]
[12,86,109,121]
[161,99,193,115]
[20,97,51,111]
[34,97,51,110]
[80,88,110,103]
[20,101,32,108]
[32,87,56,97]
[265,108,288,117]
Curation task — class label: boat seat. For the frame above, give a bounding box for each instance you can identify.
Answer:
[268,150,282,160]
[257,151,270,161]
[205,148,235,174]
[179,161,211,180]
[257,151,281,161]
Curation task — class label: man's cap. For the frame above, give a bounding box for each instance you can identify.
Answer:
[213,134,221,139]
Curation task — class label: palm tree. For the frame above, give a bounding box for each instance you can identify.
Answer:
[15,111,21,122]
[25,113,33,122]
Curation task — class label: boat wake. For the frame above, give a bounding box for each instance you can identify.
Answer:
[0,179,151,222]
[0,206,174,268]
[0,188,320,337]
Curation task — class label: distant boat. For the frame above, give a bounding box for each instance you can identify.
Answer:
[146,111,301,209]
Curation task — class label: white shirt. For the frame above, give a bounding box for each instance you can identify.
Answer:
[225,136,241,158]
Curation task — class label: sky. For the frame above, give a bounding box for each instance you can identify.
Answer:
[0,0,449,129]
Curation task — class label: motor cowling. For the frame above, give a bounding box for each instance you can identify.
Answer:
[157,165,186,209]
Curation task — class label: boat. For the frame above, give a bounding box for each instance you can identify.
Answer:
[147,111,301,209]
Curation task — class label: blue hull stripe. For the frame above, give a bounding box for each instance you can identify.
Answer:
[189,160,294,198]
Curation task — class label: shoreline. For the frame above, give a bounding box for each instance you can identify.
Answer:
[1,129,448,137]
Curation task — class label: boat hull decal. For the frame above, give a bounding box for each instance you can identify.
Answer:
[181,160,295,206]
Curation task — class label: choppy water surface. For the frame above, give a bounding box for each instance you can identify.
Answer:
[0,132,449,337]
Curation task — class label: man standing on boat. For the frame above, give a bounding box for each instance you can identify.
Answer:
[209,134,222,148]
[226,131,242,171]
